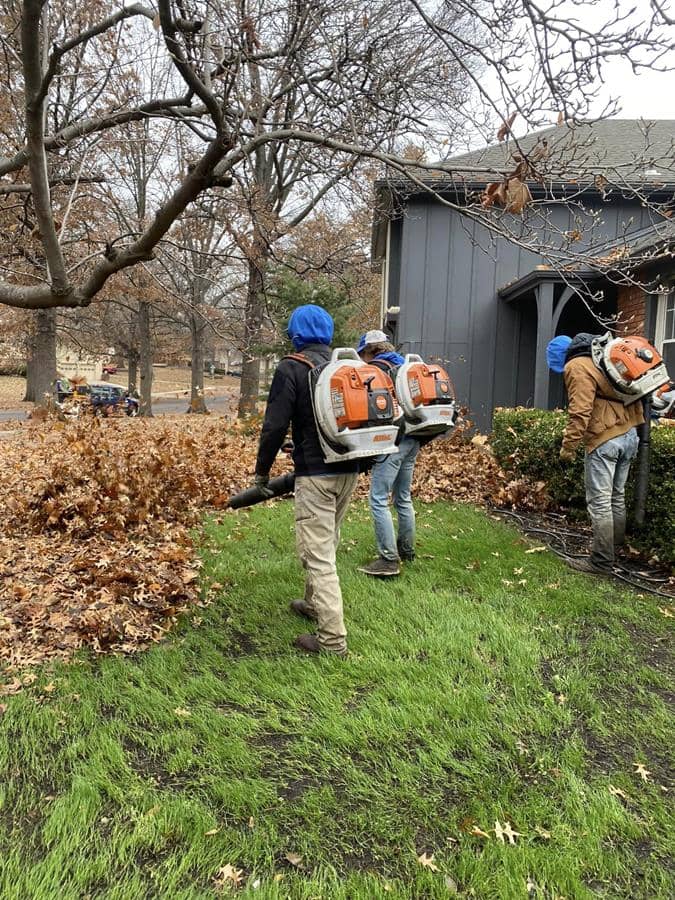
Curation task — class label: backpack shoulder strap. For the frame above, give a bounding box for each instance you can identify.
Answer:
[371,358,396,372]
[283,352,316,369]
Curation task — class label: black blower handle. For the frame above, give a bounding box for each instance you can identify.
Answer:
[226,473,296,510]
[633,396,651,528]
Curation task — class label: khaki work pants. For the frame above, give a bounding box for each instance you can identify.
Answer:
[294,473,358,653]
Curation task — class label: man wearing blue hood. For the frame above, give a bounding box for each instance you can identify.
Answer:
[254,304,359,657]
[355,330,421,577]
[547,333,643,573]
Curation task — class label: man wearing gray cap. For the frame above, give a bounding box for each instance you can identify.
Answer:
[355,330,420,577]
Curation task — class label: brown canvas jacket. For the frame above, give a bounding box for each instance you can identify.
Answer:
[562,356,644,455]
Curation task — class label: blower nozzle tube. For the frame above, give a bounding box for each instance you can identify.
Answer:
[226,473,296,510]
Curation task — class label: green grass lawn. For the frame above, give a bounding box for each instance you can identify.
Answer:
[1,501,673,899]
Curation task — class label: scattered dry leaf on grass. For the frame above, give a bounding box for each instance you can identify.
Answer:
[284,852,303,867]
[609,785,629,800]
[494,820,521,844]
[213,863,244,889]
[634,762,652,782]
[417,851,439,871]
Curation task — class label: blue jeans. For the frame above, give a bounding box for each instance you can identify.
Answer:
[369,436,420,561]
[584,428,639,568]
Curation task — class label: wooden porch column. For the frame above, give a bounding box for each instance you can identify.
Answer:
[534,282,555,408]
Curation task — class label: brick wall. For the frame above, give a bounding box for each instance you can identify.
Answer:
[616,284,646,335]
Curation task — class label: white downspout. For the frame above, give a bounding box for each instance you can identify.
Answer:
[381,220,391,327]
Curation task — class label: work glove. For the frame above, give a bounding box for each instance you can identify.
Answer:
[253,474,275,498]
[559,447,575,463]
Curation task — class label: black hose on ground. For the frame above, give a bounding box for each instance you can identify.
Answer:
[492,507,673,599]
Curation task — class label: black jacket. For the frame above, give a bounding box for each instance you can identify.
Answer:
[255,343,359,478]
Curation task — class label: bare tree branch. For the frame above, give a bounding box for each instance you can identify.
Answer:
[21,0,69,293]
[35,3,156,108]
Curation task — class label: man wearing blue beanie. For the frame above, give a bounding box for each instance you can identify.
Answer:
[254,304,359,657]
[546,335,573,374]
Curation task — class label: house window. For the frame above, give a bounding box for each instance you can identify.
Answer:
[655,290,675,376]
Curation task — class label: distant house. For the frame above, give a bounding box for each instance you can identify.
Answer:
[56,344,104,381]
[372,119,675,428]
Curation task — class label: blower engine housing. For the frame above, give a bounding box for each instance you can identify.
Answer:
[395,354,456,436]
[310,348,400,463]
[591,333,670,404]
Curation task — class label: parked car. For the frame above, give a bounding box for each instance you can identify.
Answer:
[102,363,118,375]
[76,382,139,416]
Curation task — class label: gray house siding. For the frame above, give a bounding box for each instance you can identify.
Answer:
[390,196,656,428]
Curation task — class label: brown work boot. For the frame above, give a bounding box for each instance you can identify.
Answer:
[290,599,318,621]
[294,633,347,658]
[357,557,400,577]
[566,556,611,575]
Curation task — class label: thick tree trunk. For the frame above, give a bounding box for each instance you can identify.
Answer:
[127,348,139,395]
[138,301,153,417]
[25,308,56,404]
[188,316,208,413]
[237,246,267,418]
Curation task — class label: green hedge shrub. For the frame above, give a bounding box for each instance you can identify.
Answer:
[636,426,675,566]
[491,408,585,508]
[491,407,675,566]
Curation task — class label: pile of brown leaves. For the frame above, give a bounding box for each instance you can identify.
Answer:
[412,429,548,509]
[0,417,543,678]
[0,417,268,674]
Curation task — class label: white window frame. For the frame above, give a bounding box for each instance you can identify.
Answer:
[654,289,675,356]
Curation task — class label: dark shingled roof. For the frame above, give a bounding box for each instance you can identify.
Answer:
[587,217,675,263]
[371,119,675,263]
[444,119,675,181]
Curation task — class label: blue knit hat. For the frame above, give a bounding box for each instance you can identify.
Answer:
[546,335,573,373]
[286,304,334,350]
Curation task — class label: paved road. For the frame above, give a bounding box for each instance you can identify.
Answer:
[0,408,27,423]
[152,393,236,415]
[0,391,237,423]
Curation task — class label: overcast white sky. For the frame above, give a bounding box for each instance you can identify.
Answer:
[573,0,674,121]
[458,0,674,153]
[595,59,675,120]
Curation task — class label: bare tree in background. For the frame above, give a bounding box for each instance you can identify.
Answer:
[209,0,478,415]
[98,74,178,415]
[274,175,384,333]
[155,192,241,413]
